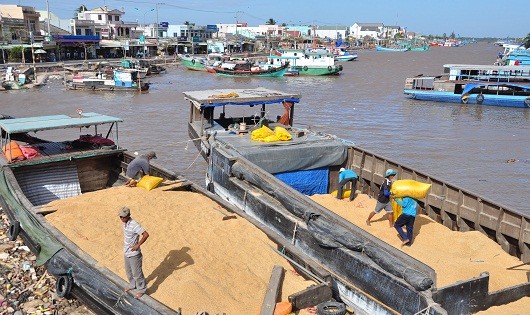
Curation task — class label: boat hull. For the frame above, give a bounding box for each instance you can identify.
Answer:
[215,65,288,77]
[292,65,342,75]
[180,57,207,71]
[404,89,530,108]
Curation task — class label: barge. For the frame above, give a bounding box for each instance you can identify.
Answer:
[185,87,530,315]
[0,112,326,314]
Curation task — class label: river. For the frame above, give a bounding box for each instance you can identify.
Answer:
[1,42,528,214]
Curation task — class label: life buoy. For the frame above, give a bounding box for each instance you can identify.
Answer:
[524,97,530,107]
[191,59,196,65]
[56,274,73,298]
[303,66,308,71]
[328,66,332,71]
[476,94,484,104]
[7,221,20,241]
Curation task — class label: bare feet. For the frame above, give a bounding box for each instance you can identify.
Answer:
[366,220,371,226]
[135,292,144,299]
[401,240,410,246]
[124,287,132,293]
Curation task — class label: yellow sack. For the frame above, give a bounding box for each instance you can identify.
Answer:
[330,189,352,199]
[136,175,163,191]
[251,125,274,141]
[392,199,402,222]
[390,179,431,199]
[274,126,292,141]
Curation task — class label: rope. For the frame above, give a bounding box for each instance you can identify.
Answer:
[185,150,203,171]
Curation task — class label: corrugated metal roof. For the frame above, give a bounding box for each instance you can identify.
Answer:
[14,162,81,206]
[0,112,122,134]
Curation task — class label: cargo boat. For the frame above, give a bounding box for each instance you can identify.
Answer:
[185,87,530,315]
[0,112,326,314]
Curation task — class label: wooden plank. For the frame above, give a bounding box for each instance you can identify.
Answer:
[260,265,284,315]
[288,283,332,310]
[159,180,192,191]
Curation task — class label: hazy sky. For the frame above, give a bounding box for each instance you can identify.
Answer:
[2,0,528,38]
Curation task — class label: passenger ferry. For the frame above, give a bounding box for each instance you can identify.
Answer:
[404,64,530,108]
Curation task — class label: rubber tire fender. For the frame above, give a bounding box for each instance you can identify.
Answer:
[316,301,346,315]
[328,65,332,71]
[476,94,484,104]
[191,59,196,64]
[56,274,73,298]
[461,96,468,104]
[303,66,308,71]
[7,221,21,241]
[110,86,114,91]
[524,97,530,107]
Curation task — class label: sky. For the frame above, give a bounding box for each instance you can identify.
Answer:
[1,0,529,38]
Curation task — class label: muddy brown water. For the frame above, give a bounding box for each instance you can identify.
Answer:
[0,42,528,214]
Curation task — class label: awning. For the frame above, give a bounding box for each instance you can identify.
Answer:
[0,112,122,134]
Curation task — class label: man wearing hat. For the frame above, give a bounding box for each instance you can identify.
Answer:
[366,168,397,227]
[337,167,359,202]
[124,151,157,187]
[119,206,149,298]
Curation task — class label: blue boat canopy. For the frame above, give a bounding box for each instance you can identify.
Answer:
[183,87,301,108]
[0,112,123,134]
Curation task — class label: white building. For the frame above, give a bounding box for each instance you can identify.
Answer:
[314,25,349,40]
[72,6,138,39]
[349,23,383,39]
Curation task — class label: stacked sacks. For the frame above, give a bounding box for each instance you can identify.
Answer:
[251,125,292,142]
[391,180,432,221]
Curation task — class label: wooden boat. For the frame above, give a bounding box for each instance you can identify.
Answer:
[178,53,227,71]
[0,112,328,314]
[211,61,289,77]
[66,70,150,92]
[184,87,530,315]
[271,49,343,75]
[376,45,409,52]
[404,64,530,108]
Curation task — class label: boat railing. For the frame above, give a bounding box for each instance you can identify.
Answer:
[345,146,530,263]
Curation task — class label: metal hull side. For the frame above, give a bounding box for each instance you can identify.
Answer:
[207,149,442,315]
[404,89,530,108]
[180,58,207,71]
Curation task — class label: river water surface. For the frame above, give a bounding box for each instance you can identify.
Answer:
[1,42,529,214]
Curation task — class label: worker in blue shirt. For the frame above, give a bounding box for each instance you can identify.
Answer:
[337,167,358,202]
[392,195,418,246]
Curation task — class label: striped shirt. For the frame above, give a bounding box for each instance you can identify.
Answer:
[123,218,145,257]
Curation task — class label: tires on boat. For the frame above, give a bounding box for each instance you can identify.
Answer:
[525,97,530,107]
[476,94,484,104]
[7,220,21,241]
[56,274,73,298]
[316,301,346,315]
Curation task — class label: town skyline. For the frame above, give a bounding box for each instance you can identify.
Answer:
[1,0,528,39]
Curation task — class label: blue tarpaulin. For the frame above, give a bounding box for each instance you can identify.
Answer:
[274,167,329,196]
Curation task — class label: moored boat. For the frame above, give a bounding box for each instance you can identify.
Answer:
[184,87,530,315]
[269,49,343,75]
[178,53,228,71]
[0,112,328,314]
[210,60,289,77]
[66,70,150,92]
[404,64,530,108]
[375,45,409,52]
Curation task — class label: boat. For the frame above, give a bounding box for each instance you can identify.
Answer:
[118,58,149,79]
[184,87,530,315]
[409,45,430,52]
[332,48,358,61]
[269,49,343,75]
[210,60,289,77]
[404,64,530,108]
[178,53,228,71]
[1,66,45,90]
[0,112,331,314]
[66,69,150,92]
[504,48,530,66]
[375,45,409,52]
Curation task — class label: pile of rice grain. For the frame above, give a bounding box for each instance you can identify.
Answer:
[47,186,314,315]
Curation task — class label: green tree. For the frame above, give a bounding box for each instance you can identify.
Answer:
[8,46,23,62]
[74,5,88,18]
[524,32,530,49]
[266,18,276,25]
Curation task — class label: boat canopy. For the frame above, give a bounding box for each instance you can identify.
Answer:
[461,82,530,95]
[183,87,301,108]
[0,112,122,134]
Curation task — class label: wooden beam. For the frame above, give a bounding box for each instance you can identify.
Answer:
[260,265,285,315]
[289,283,332,310]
